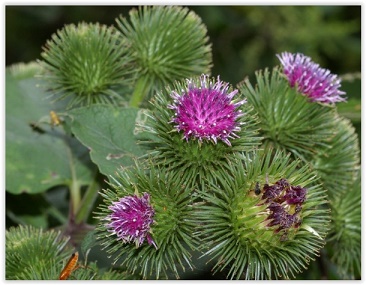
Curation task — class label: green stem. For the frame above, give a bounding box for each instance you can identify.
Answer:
[75,171,100,224]
[66,143,81,218]
[129,75,150,107]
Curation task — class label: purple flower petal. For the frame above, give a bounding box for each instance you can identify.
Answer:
[261,178,307,238]
[169,74,246,145]
[284,185,307,205]
[105,192,157,248]
[277,52,346,104]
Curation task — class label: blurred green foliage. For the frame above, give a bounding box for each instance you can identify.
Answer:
[194,6,360,82]
[6,6,360,115]
[6,6,360,82]
[6,6,360,125]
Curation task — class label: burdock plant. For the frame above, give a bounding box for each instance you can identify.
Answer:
[311,114,360,198]
[5,225,134,280]
[6,5,360,281]
[6,225,73,280]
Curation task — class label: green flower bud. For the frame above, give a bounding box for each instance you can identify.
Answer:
[116,6,213,106]
[39,22,134,108]
[6,225,73,280]
[196,149,330,280]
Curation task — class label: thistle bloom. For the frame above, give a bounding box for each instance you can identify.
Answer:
[261,179,306,239]
[104,193,157,249]
[277,52,346,104]
[168,74,246,146]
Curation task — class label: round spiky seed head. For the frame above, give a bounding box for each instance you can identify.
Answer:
[39,22,134,108]
[311,114,360,199]
[116,6,212,104]
[196,149,330,280]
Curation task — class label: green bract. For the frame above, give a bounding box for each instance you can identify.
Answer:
[311,115,360,198]
[95,163,197,279]
[116,6,212,106]
[196,149,330,280]
[327,171,361,279]
[6,225,73,280]
[39,22,134,108]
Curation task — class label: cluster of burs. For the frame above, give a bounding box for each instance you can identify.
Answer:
[6,6,359,280]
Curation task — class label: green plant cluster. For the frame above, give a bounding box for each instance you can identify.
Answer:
[5,5,360,280]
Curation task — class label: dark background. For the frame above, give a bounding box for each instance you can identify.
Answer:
[6,6,361,85]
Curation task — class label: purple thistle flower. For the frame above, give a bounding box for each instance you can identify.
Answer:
[104,192,157,249]
[262,178,289,203]
[168,74,246,146]
[277,52,346,104]
[283,185,307,205]
[267,202,299,233]
[260,178,307,240]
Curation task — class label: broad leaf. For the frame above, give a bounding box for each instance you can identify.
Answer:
[6,65,96,194]
[69,105,151,177]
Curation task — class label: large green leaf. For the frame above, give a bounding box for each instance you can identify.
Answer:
[69,105,152,177]
[6,65,96,194]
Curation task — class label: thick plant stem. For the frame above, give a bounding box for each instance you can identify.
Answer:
[129,75,150,107]
[75,171,100,224]
[66,142,81,218]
